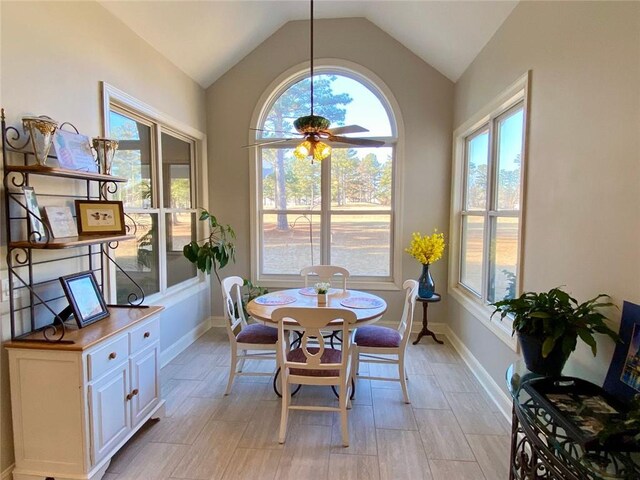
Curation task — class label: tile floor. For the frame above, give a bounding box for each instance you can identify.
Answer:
[105,328,511,480]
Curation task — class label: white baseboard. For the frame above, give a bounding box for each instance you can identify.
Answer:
[1,464,14,480]
[210,315,226,328]
[160,317,213,367]
[444,326,512,422]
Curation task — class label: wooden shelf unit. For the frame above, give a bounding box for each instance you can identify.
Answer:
[2,109,144,343]
[10,233,136,249]
[4,163,127,183]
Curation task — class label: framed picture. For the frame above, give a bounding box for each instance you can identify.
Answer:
[75,200,125,235]
[53,130,98,172]
[44,206,78,238]
[604,301,640,404]
[22,186,46,241]
[59,271,109,328]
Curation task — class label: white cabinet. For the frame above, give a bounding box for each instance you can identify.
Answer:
[6,306,165,480]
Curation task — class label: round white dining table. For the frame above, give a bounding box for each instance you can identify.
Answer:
[247,288,387,328]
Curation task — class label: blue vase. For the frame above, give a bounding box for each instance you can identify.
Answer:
[418,263,435,298]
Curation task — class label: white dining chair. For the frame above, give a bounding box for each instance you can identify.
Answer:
[273,306,357,447]
[221,276,278,395]
[300,265,350,292]
[352,279,418,403]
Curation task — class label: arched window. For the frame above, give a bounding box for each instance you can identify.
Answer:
[253,66,399,285]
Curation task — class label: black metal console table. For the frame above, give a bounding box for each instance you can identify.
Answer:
[506,362,640,479]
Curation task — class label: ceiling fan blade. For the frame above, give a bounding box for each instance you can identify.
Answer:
[250,127,300,136]
[241,138,294,148]
[328,136,386,147]
[325,125,369,135]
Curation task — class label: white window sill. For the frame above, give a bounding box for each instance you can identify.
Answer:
[448,284,518,352]
[143,277,209,309]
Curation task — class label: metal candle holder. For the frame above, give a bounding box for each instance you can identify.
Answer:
[92,137,119,175]
[22,116,58,166]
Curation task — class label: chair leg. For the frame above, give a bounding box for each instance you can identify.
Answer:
[350,349,358,400]
[238,349,247,372]
[399,354,410,404]
[339,381,349,447]
[279,373,290,444]
[225,345,237,396]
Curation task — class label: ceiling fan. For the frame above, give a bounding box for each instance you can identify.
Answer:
[243,0,385,162]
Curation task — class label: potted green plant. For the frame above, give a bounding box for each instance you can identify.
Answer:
[492,287,619,376]
[182,209,236,284]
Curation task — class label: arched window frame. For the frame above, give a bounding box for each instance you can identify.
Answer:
[249,59,405,290]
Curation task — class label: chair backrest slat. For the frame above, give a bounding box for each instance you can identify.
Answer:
[273,307,357,372]
[221,276,248,341]
[300,265,349,292]
[398,279,419,347]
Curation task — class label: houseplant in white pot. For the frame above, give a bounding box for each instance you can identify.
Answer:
[492,287,619,376]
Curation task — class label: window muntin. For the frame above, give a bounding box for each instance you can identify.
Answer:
[256,71,396,281]
[459,102,525,303]
[108,107,197,302]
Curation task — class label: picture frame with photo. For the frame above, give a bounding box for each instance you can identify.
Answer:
[43,206,78,238]
[75,200,125,235]
[59,271,109,328]
[604,301,640,405]
[53,130,98,173]
[22,186,47,241]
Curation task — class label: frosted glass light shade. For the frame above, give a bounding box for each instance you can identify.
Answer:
[293,139,331,162]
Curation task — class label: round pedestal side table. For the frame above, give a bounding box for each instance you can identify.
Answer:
[412,294,444,345]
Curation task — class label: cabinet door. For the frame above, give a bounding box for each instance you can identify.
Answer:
[88,363,131,464]
[130,343,160,427]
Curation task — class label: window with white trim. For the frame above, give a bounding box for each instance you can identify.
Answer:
[106,105,198,302]
[254,69,398,284]
[451,74,529,316]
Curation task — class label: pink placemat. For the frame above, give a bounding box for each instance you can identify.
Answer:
[298,287,340,296]
[340,297,384,309]
[254,294,297,306]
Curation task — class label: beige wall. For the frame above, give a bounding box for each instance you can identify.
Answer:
[451,1,640,391]
[0,1,207,471]
[206,17,454,317]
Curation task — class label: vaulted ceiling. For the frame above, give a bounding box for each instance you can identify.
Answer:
[100,0,518,88]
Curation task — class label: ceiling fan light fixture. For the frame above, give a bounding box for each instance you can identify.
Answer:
[293,138,331,162]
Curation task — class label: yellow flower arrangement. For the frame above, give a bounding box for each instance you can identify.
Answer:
[406,230,445,265]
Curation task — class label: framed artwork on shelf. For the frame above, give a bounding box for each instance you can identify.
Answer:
[75,200,125,235]
[59,271,109,328]
[43,206,78,238]
[53,130,98,173]
[604,301,640,405]
[22,186,46,241]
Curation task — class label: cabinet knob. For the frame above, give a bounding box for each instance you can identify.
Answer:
[143,331,151,338]
[108,352,117,360]
[126,389,139,401]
